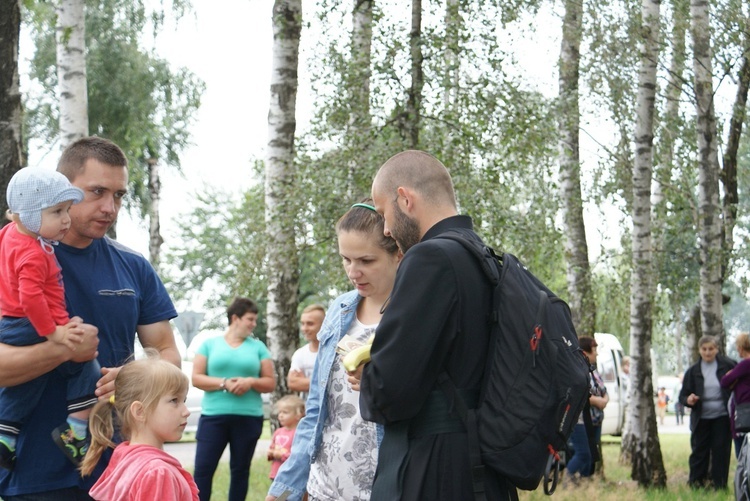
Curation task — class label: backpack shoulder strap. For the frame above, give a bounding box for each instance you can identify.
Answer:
[432,230,500,501]
[433,231,501,286]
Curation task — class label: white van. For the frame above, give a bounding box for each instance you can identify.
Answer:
[594,333,626,436]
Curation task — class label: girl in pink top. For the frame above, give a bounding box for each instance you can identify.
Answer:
[82,352,199,501]
[267,395,305,479]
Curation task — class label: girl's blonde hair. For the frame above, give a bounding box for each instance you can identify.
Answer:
[274,394,305,417]
[737,332,750,353]
[80,350,188,476]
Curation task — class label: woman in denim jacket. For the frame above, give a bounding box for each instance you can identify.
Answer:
[266,200,400,501]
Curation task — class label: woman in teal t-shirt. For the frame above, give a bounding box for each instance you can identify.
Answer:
[191,297,276,501]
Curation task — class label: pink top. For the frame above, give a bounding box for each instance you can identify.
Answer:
[0,223,69,336]
[269,426,296,479]
[90,442,199,501]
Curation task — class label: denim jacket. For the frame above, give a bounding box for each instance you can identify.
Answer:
[268,290,383,501]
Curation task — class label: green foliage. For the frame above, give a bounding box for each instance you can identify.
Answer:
[23,0,204,218]
[160,0,750,370]
[300,0,567,284]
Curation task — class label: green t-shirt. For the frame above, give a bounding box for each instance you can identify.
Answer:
[197,335,271,417]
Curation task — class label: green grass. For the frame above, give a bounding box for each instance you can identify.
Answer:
[195,429,740,500]
[196,458,272,501]
[520,433,738,500]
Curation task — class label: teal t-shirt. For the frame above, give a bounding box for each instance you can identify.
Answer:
[197,335,271,417]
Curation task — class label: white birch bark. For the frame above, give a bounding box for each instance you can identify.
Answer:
[56,0,88,146]
[622,0,667,486]
[351,0,372,119]
[443,0,460,110]
[558,0,595,336]
[690,0,724,345]
[347,0,373,197]
[266,0,302,395]
[147,158,164,268]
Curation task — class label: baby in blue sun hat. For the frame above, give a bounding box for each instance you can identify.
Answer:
[0,167,100,470]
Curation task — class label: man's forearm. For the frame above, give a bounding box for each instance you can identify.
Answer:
[159,345,182,368]
[0,342,69,387]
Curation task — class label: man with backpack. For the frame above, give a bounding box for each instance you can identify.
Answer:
[359,150,517,500]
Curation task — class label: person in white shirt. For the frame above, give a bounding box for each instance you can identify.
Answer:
[287,304,325,398]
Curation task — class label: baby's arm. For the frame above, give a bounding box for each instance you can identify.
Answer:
[46,319,85,351]
[267,432,278,461]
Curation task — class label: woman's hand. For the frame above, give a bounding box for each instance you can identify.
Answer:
[226,377,247,395]
[687,393,700,406]
[346,364,364,392]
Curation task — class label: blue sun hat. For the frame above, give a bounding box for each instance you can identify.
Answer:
[6,167,84,234]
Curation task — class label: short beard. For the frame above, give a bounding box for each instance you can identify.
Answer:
[391,204,421,253]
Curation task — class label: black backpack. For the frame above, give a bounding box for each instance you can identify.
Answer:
[435,232,591,498]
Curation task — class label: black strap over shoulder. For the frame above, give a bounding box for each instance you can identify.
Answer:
[434,231,501,286]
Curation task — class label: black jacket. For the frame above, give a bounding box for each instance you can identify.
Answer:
[360,215,515,501]
[679,354,736,432]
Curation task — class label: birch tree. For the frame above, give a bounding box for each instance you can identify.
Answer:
[346,0,373,197]
[266,0,302,398]
[691,0,724,347]
[56,0,88,145]
[0,0,23,228]
[405,0,422,148]
[146,156,163,266]
[26,0,202,254]
[621,0,666,486]
[558,0,595,337]
[719,27,750,284]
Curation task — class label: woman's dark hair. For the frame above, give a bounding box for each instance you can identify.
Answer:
[335,198,398,255]
[578,336,598,353]
[227,297,259,324]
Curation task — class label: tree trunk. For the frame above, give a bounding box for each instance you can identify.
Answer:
[405,0,422,148]
[719,30,750,284]
[56,0,88,145]
[691,0,724,348]
[0,0,23,229]
[350,0,372,122]
[266,0,302,401]
[347,0,373,197]
[621,0,667,487]
[558,0,595,337]
[443,0,460,110]
[147,158,164,268]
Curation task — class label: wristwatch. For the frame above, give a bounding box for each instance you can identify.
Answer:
[220,377,227,392]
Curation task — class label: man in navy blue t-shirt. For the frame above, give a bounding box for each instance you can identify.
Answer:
[0,137,179,500]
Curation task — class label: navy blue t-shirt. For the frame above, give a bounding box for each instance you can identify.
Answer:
[0,237,177,496]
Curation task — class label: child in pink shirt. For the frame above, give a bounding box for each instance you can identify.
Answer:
[82,352,199,501]
[268,395,305,479]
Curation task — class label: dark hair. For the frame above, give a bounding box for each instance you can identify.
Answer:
[578,336,598,353]
[227,297,259,325]
[335,198,398,255]
[57,136,128,181]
